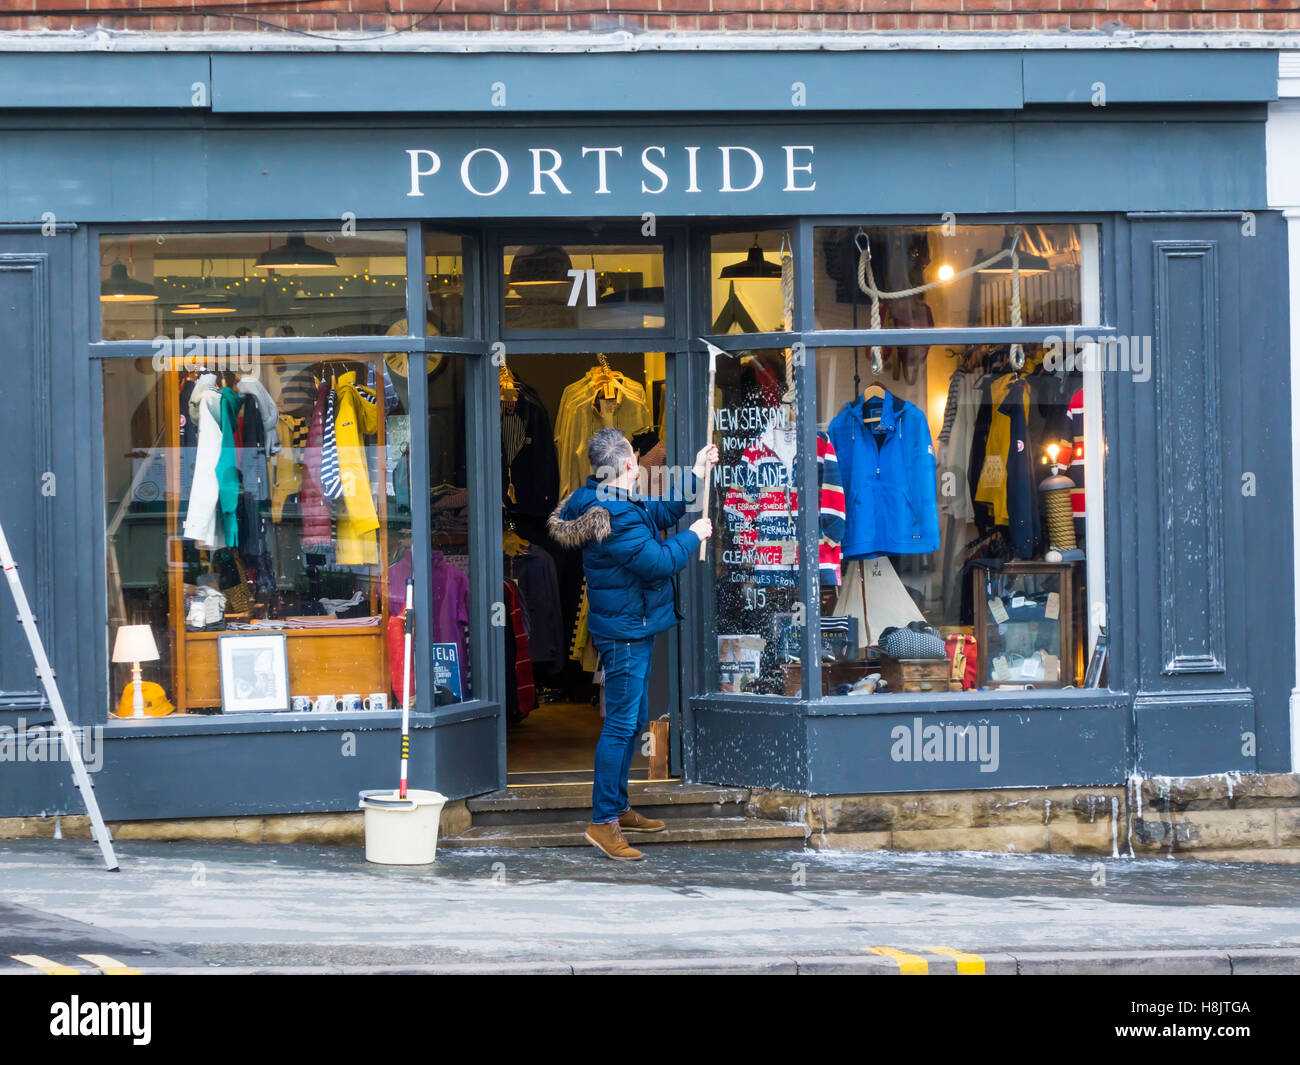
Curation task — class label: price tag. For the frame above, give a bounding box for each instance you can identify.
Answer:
[1045,592,1060,621]
[1020,656,1044,680]
[992,654,1010,681]
[988,597,1010,625]
[1011,595,1027,609]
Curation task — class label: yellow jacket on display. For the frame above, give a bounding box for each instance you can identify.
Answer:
[333,371,380,565]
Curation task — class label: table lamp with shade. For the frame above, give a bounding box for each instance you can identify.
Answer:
[112,625,172,718]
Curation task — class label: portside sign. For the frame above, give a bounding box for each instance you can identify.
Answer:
[405,143,816,200]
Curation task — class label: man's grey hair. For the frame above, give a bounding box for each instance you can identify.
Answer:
[588,427,633,481]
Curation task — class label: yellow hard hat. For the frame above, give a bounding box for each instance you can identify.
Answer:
[116,681,175,718]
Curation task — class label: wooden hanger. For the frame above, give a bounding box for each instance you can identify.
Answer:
[499,364,518,403]
[861,382,888,425]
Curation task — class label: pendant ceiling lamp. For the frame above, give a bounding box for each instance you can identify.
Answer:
[169,287,237,316]
[100,262,158,303]
[508,245,573,287]
[719,236,782,280]
[254,234,338,271]
[976,230,1050,275]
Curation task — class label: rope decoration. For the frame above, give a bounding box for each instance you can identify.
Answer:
[780,231,796,397]
[855,225,1028,375]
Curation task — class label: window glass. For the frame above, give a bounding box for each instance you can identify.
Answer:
[709,229,793,335]
[502,243,665,331]
[423,231,470,338]
[102,350,470,715]
[814,224,1082,331]
[813,343,1091,697]
[99,231,407,341]
[421,353,473,703]
[707,348,803,695]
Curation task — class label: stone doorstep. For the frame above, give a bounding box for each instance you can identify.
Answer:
[467,781,749,814]
[439,816,810,850]
[465,782,753,828]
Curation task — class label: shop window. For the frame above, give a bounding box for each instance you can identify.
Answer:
[423,231,470,338]
[502,243,666,332]
[813,224,1083,332]
[709,229,794,335]
[102,351,471,716]
[810,343,1098,697]
[424,353,473,705]
[99,231,407,341]
[706,348,804,695]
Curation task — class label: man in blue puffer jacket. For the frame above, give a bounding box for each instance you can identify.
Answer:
[548,428,716,861]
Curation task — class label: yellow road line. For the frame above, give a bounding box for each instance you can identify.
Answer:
[866,946,929,974]
[78,954,140,975]
[920,946,987,975]
[11,954,80,975]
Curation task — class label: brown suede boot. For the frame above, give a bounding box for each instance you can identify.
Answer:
[618,807,665,833]
[584,820,644,861]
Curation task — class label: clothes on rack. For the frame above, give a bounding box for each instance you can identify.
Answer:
[270,415,307,522]
[504,579,536,718]
[827,390,939,559]
[300,379,333,550]
[182,376,243,550]
[553,365,650,498]
[506,543,565,670]
[937,367,978,524]
[182,374,227,548]
[333,370,381,565]
[712,281,761,333]
[1067,388,1086,546]
[502,374,560,518]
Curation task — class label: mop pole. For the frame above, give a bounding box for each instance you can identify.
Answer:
[398,578,414,801]
[699,341,721,562]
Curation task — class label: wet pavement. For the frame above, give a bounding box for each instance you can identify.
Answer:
[2,838,1299,969]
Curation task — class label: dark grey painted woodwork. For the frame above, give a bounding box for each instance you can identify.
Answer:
[807,702,1130,795]
[1152,240,1226,674]
[0,253,53,710]
[1124,213,1294,776]
[692,702,809,792]
[1132,690,1255,778]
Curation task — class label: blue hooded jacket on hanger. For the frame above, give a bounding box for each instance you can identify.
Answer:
[828,391,940,559]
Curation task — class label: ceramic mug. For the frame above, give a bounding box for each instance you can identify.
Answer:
[339,693,364,713]
[365,692,388,712]
[312,694,342,713]
[290,695,312,713]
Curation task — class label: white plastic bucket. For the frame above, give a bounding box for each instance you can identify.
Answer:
[359,789,448,865]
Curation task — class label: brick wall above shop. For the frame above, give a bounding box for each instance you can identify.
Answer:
[0,0,1298,35]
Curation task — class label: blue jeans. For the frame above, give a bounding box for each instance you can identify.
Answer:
[591,636,654,824]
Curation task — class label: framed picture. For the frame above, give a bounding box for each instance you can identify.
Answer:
[217,633,290,713]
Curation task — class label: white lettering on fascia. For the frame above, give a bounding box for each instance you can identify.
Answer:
[529,148,572,196]
[405,149,441,197]
[641,146,668,195]
[460,147,509,197]
[404,144,817,198]
[581,146,623,195]
[719,145,763,193]
[783,145,815,192]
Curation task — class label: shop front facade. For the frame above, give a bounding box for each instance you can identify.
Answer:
[0,42,1293,823]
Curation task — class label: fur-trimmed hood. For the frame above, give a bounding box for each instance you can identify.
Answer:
[547,490,611,549]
